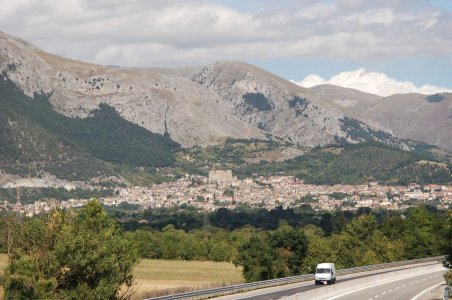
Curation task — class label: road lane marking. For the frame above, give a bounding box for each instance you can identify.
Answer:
[326,268,444,300]
[388,289,393,292]
[410,282,444,300]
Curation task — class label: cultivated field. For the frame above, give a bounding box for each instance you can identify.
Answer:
[0,254,6,273]
[133,259,244,299]
[0,254,244,300]
[0,253,6,300]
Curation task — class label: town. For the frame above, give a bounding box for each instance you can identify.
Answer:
[5,170,452,216]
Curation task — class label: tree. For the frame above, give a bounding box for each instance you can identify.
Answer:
[402,205,443,259]
[270,225,308,276]
[442,209,452,269]
[301,225,336,273]
[3,199,139,299]
[236,225,308,282]
[335,214,403,268]
[236,233,276,282]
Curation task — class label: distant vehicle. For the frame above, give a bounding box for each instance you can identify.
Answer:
[315,263,336,285]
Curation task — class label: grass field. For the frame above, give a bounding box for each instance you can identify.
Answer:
[0,254,6,275]
[133,259,244,299]
[0,254,6,300]
[0,254,244,299]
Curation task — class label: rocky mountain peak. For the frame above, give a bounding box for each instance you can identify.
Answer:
[0,32,409,149]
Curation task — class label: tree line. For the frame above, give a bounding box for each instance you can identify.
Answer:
[125,205,448,281]
[0,202,449,298]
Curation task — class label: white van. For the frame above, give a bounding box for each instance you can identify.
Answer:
[315,263,336,285]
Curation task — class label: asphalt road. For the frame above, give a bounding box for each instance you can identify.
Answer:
[329,269,445,300]
[213,262,444,300]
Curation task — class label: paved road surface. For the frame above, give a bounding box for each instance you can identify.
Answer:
[329,269,445,300]
[214,262,445,300]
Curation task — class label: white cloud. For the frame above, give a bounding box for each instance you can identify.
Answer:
[296,68,452,97]
[0,0,451,91]
[0,0,450,68]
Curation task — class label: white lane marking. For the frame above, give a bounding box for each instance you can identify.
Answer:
[395,286,400,289]
[409,282,414,285]
[381,291,386,295]
[326,268,444,300]
[375,295,380,298]
[388,289,393,292]
[410,282,444,300]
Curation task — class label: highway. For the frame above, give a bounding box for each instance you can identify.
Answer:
[329,269,445,300]
[213,262,446,300]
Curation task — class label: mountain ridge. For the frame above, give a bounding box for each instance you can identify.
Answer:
[0,31,411,151]
[309,83,452,152]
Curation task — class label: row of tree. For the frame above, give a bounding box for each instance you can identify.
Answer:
[126,205,449,281]
[0,202,449,298]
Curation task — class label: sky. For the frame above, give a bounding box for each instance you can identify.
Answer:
[1,0,451,96]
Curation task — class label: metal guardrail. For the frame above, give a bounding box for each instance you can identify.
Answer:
[145,256,446,300]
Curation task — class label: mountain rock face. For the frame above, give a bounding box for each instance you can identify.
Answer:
[1,31,406,150]
[0,32,263,148]
[192,61,407,148]
[311,84,452,152]
[193,61,345,147]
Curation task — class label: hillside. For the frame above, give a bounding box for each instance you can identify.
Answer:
[179,139,452,185]
[0,74,180,182]
[310,84,452,152]
[0,31,450,187]
[0,31,265,148]
[193,61,406,148]
[0,31,407,149]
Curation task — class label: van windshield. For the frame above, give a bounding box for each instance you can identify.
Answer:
[316,268,331,273]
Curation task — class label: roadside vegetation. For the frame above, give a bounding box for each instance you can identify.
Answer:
[0,201,449,298]
[0,200,138,299]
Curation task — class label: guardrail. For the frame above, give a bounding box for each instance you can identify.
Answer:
[145,256,446,300]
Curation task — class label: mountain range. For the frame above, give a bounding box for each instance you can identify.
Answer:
[0,31,450,184]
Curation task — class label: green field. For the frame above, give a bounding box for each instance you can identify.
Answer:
[0,254,244,300]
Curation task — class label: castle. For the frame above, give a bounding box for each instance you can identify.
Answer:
[208,170,237,185]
